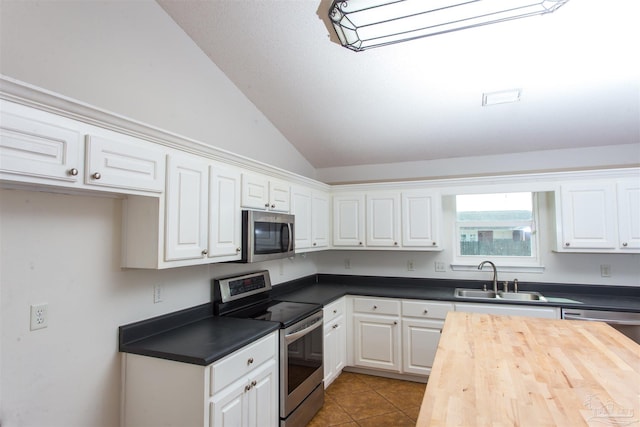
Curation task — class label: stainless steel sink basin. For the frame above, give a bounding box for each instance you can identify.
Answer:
[454,288,497,299]
[497,291,547,302]
[454,288,547,302]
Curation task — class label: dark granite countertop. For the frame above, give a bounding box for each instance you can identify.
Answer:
[119,274,639,367]
[119,303,279,366]
[272,274,640,313]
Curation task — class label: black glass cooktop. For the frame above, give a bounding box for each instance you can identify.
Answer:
[223,300,321,328]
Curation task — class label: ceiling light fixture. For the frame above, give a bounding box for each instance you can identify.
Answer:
[329,0,570,51]
[482,89,522,106]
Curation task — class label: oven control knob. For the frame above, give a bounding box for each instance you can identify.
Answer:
[247,357,254,365]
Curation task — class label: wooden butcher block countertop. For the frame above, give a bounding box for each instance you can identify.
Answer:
[417,312,640,427]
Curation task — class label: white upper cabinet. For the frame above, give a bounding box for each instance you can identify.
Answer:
[333,194,366,247]
[366,192,401,247]
[1,101,83,186]
[556,180,640,253]
[617,179,640,250]
[241,172,290,212]
[165,152,209,261]
[84,134,165,193]
[208,163,242,261]
[1,100,165,196]
[292,186,331,251]
[311,191,330,249]
[291,186,313,250]
[401,191,440,248]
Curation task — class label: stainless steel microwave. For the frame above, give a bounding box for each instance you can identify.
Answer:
[241,210,295,263]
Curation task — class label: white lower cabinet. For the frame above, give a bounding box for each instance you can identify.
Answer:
[351,297,402,372]
[122,332,278,427]
[454,302,560,319]
[401,300,453,376]
[323,298,346,387]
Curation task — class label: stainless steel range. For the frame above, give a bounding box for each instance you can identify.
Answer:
[214,270,324,427]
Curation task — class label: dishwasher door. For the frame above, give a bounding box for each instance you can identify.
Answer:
[562,309,640,344]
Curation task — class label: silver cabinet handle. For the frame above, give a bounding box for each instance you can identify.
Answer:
[393,321,398,325]
[264,203,270,208]
[201,249,208,256]
[271,204,275,208]
[68,168,79,176]
[333,309,337,314]
[92,172,101,180]
[359,241,363,246]
[623,242,628,247]
[565,242,570,247]
[373,305,378,310]
[432,242,437,246]
[313,242,317,246]
[393,242,398,246]
[236,247,241,253]
[247,357,254,365]
[251,380,257,387]
[423,309,429,314]
[332,324,338,329]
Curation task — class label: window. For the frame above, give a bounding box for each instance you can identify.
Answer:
[454,192,540,268]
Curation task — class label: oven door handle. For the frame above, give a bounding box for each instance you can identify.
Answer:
[284,317,323,344]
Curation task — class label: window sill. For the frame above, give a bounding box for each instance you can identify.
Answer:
[450,263,545,274]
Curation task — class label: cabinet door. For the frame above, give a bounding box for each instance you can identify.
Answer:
[241,173,269,210]
[617,180,640,250]
[0,101,82,185]
[269,180,290,212]
[209,163,242,261]
[324,315,346,387]
[248,360,278,427]
[291,186,312,250]
[84,134,165,193]
[402,318,443,376]
[165,153,208,261]
[559,183,617,249]
[333,194,365,247]
[211,381,247,427]
[312,191,330,249]
[402,191,440,248]
[366,192,401,247]
[352,313,401,372]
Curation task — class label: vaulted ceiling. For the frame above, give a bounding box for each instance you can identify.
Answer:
[158,0,640,169]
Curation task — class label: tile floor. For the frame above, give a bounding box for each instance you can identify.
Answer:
[306,372,427,427]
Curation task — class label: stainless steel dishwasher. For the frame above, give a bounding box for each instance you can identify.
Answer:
[562,309,640,344]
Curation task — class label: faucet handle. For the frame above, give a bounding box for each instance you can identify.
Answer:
[513,278,519,293]
[503,281,509,292]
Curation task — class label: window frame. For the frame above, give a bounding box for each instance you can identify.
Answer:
[451,192,543,272]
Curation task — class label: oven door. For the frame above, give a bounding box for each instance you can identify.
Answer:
[280,310,324,419]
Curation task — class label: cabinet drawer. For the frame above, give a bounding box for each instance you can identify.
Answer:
[353,297,400,315]
[324,297,345,324]
[402,300,453,320]
[211,332,277,394]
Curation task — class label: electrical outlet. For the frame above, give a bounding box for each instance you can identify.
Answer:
[30,303,48,330]
[407,260,415,271]
[344,258,351,269]
[600,264,611,277]
[435,262,446,272]
[153,284,163,303]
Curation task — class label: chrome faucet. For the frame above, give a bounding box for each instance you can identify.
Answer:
[478,261,498,294]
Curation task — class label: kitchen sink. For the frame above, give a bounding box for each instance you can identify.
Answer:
[497,291,547,302]
[454,288,497,299]
[454,288,547,302]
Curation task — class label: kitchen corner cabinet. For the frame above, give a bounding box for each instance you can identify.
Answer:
[351,297,402,372]
[401,300,453,376]
[556,180,640,253]
[0,100,165,195]
[323,297,346,387]
[241,172,290,212]
[291,186,330,252]
[122,332,278,427]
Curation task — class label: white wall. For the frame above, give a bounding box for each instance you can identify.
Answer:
[0,188,317,427]
[316,144,640,184]
[0,0,315,179]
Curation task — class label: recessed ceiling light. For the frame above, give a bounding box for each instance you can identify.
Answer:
[482,89,522,106]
